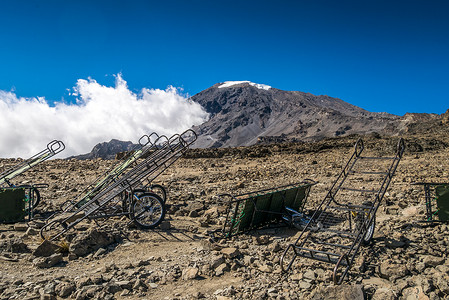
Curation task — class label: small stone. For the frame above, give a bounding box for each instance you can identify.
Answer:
[258,265,272,273]
[182,267,199,280]
[33,253,63,268]
[220,247,240,259]
[243,256,255,265]
[148,282,158,289]
[25,227,37,236]
[159,221,170,230]
[56,282,75,298]
[14,223,28,231]
[299,281,312,289]
[379,261,409,281]
[93,248,106,258]
[253,235,270,245]
[33,240,60,257]
[215,263,230,276]
[291,273,303,281]
[115,280,132,290]
[402,286,429,300]
[76,277,93,289]
[210,255,225,269]
[420,255,445,267]
[204,207,219,218]
[303,270,316,281]
[189,210,200,218]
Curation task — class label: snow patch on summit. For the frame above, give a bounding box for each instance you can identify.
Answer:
[218,81,271,90]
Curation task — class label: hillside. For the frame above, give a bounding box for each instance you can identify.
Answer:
[192,81,399,148]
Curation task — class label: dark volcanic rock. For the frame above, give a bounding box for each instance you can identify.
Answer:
[70,139,136,160]
[69,228,118,256]
[192,82,399,148]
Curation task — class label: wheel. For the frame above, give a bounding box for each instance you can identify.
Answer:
[121,188,146,214]
[27,187,40,209]
[130,192,166,229]
[355,201,375,245]
[148,184,167,203]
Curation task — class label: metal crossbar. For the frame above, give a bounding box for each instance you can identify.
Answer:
[0,140,65,216]
[281,138,405,284]
[217,180,317,238]
[59,133,160,212]
[41,130,196,241]
[0,140,65,187]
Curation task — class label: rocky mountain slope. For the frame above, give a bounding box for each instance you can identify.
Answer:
[70,139,136,160]
[191,81,449,149]
[192,81,401,148]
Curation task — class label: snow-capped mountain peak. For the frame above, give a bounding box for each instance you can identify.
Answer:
[218,81,271,90]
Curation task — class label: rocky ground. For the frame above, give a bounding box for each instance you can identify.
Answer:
[0,135,448,299]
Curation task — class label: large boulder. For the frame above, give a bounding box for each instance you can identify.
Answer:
[69,228,119,257]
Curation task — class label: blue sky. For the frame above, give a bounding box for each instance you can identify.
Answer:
[0,0,448,116]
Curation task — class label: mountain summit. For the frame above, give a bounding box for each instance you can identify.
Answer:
[191,82,398,148]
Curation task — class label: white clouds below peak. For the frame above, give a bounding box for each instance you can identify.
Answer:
[0,75,209,158]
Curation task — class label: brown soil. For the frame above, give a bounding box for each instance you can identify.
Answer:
[0,135,448,299]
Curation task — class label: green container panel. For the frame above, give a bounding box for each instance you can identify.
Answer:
[436,185,449,221]
[0,188,27,223]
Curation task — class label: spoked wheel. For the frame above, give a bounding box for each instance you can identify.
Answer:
[130,192,166,229]
[148,184,167,204]
[121,188,146,215]
[355,201,375,245]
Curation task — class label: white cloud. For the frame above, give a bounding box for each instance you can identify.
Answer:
[0,74,209,158]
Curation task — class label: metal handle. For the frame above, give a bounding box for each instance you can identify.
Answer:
[47,140,65,155]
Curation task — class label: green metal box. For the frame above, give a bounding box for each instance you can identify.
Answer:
[0,188,26,223]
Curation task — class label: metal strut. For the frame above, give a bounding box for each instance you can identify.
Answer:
[41,130,196,241]
[281,138,405,284]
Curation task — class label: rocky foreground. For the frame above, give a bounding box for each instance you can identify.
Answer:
[0,135,448,299]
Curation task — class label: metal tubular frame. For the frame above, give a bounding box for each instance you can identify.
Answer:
[281,138,405,284]
[0,140,65,217]
[41,130,196,241]
[217,180,317,238]
[58,132,160,213]
[0,140,65,187]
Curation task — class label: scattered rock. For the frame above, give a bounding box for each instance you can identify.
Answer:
[0,237,30,253]
[309,284,364,300]
[33,240,60,257]
[182,267,199,280]
[159,221,171,230]
[220,247,240,259]
[253,235,270,245]
[215,263,230,276]
[13,223,28,231]
[33,253,63,268]
[69,228,116,257]
[379,261,409,281]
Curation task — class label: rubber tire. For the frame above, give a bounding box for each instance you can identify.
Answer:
[130,192,166,229]
[148,184,167,204]
[355,201,375,245]
[29,187,40,209]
